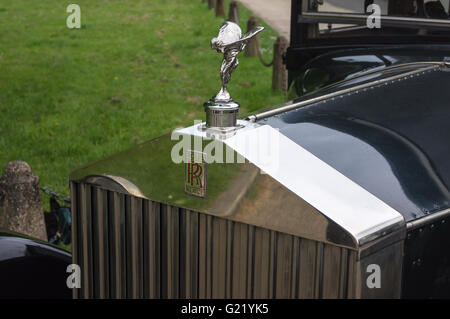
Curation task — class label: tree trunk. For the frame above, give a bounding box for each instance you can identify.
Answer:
[272,36,289,94]
[228,1,239,24]
[216,0,225,17]
[244,16,259,57]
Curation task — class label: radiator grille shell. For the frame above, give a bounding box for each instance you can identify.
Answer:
[71,181,358,299]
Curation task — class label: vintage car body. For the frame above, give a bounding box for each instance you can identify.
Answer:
[70,0,450,298]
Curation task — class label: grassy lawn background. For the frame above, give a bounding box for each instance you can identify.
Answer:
[0,0,284,203]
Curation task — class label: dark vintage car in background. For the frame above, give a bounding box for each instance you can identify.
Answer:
[0,230,72,298]
[2,0,450,299]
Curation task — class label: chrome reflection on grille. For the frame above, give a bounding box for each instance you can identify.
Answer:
[71,182,357,299]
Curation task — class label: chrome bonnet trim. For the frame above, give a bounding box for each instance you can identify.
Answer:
[247,63,443,122]
[406,208,450,231]
[223,125,405,246]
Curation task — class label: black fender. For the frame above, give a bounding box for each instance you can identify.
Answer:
[0,230,72,299]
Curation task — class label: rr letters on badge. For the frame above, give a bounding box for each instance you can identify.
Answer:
[185,150,206,198]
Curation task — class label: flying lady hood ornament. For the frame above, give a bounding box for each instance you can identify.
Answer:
[204,21,264,129]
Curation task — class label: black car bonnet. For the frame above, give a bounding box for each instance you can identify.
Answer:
[263,65,450,222]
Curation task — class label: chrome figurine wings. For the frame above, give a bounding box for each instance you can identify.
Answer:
[211,21,264,102]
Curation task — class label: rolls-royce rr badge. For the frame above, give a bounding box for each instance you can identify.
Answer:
[185,150,206,198]
[203,21,264,129]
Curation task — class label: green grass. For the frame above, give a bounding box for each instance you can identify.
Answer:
[0,0,284,204]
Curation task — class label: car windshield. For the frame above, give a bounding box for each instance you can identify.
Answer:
[298,0,450,43]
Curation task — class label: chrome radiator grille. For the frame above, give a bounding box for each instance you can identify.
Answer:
[71,182,357,299]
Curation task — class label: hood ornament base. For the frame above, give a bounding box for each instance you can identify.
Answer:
[204,21,264,129]
[201,99,243,139]
[204,99,240,128]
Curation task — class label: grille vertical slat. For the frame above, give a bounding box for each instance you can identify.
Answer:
[71,182,358,299]
[338,247,349,298]
[212,218,227,298]
[143,200,161,298]
[268,231,277,299]
[180,210,199,298]
[206,215,213,298]
[291,237,301,299]
[225,220,233,299]
[199,214,214,298]
[315,242,325,298]
[198,214,207,298]
[298,238,317,299]
[125,196,143,298]
[253,228,271,298]
[161,205,179,298]
[70,182,80,299]
[92,188,109,298]
[79,184,93,298]
[179,210,187,299]
[275,233,294,299]
[322,244,342,298]
[346,250,357,298]
[231,223,248,298]
[109,192,127,298]
[189,211,199,298]
[246,225,255,298]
